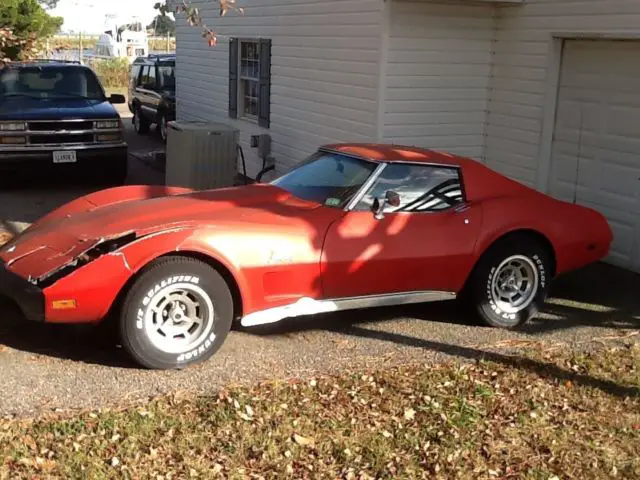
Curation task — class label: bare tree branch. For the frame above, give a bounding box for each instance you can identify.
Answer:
[155,0,244,46]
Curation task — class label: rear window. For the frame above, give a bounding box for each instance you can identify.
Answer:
[0,66,106,100]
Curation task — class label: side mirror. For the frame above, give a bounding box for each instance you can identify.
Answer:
[108,94,126,104]
[373,190,400,219]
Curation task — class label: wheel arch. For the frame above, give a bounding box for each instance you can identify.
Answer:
[105,249,246,327]
[461,228,557,296]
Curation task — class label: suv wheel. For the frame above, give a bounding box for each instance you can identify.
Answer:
[133,106,150,134]
[158,113,168,143]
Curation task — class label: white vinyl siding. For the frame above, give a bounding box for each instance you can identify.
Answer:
[175,0,381,178]
[485,0,640,186]
[548,39,640,273]
[383,0,495,160]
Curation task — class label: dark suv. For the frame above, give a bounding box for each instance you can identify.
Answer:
[0,60,128,183]
[128,54,176,143]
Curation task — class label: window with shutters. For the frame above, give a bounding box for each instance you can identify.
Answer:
[229,38,271,128]
[239,40,259,118]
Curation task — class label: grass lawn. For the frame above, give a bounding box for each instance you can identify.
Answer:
[0,341,638,479]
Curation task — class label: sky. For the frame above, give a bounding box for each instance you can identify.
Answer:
[50,0,166,34]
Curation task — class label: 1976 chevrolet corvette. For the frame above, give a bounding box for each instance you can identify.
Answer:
[0,143,612,369]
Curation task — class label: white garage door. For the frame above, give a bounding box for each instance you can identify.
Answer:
[549,39,640,273]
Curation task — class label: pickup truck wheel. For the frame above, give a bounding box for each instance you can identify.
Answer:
[119,256,234,370]
[133,106,150,134]
[470,235,551,329]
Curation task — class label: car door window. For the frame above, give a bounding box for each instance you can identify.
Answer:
[354,163,464,213]
[139,66,156,89]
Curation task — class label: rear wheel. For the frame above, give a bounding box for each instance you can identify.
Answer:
[470,235,551,328]
[119,256,234,369]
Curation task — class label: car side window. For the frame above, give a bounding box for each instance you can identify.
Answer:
[354,163,464,213]
[139,66,156,89]
[137,66,149,87]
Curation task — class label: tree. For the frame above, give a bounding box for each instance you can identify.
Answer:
[154,0,243,47]
[148,14,176,36]
[0,0,63,61]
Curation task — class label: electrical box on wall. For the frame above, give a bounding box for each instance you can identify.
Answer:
[250,134,272,158]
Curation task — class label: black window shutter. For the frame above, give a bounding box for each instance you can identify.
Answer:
[258,38,271,128]
[229,38,238,119]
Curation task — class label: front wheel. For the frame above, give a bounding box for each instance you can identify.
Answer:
[158,113,168,143]
[119,256,234,370]
[470,235,551,328]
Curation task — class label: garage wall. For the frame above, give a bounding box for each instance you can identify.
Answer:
[175,0,382,178]
[383,0,495,160]
[549,39,640,272]
[485,0,640,186]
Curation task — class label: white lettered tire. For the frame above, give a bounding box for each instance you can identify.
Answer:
[119,256,234,369]
[471,235,551,328]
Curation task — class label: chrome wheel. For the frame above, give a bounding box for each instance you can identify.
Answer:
[490,255,539,314]
[142,282,216,354]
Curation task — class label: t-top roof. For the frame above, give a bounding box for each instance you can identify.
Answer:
[320,143,472,168]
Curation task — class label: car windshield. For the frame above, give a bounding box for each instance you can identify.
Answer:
[0,65,106,101]
[271,151,377,207]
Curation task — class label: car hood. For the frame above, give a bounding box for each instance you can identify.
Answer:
[0,97,119,121]
[0,184,329,279]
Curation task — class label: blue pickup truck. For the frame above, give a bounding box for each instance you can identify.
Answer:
[0,60,128,183]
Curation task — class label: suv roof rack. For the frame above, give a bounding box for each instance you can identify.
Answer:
[11,58,83,65]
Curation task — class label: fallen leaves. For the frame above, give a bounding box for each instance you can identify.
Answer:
[0,342,638,479]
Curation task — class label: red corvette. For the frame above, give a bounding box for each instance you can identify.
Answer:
[0,143,612,369]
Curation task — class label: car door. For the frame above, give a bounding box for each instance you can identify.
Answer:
[321,162,482,299]
[138,65,158,122]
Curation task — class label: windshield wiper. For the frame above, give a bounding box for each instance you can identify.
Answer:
[0,93,41,99]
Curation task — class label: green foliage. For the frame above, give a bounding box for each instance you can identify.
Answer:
[87,58,130,89]
[148,14,176,36]
[0,0,63,61]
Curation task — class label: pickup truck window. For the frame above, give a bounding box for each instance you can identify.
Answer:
[0,66,106,101]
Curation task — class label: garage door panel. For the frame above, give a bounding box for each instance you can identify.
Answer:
[549,39,640,273]
[607,106,640,138]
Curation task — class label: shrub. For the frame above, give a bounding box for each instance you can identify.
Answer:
[87,57,130,89]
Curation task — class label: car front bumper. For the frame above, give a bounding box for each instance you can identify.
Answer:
[0,144,127,171]
[0,260,45,322]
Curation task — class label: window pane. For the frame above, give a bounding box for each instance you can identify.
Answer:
[355,164,463,213]
[240,41,260,79]
[242,79,258,116]
[271,152,377,207]
[158,65,175,89]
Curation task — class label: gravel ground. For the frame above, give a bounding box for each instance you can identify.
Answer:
[0,261,637,418]
[0,107,638,418]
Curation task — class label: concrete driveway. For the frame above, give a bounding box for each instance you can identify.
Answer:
[0,110,638,417]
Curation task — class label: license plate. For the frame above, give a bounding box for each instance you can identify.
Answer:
[53,151,77,164]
